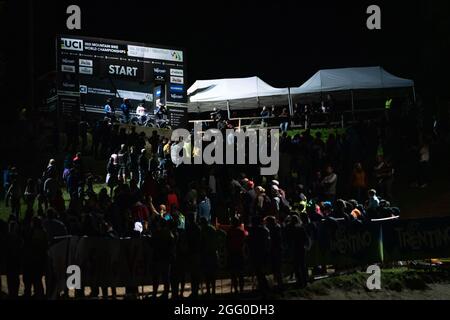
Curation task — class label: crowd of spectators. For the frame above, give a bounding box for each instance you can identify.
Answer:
[1,94,448,299]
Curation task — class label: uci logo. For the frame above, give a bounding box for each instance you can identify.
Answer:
[61,38,84,51]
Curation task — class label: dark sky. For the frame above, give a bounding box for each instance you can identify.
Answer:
[4,0,450,110]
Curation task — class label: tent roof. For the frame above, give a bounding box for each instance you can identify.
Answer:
[188,76,289,113]
[290,66,414,95]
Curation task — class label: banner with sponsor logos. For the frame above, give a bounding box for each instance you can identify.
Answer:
[79,78,153,115]
[56,35,187,115]
[168,106,189,129]
[306,220,383,267]
[46,217,450,289]
[381,217,450,262]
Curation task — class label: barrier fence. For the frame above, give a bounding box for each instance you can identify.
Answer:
[46,216,450,295]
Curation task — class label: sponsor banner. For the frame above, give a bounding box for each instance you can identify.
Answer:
[382,217,450,262]
[306,220,382,267]
[169,84,184,93]
[61,58,76,65]
[79,66,93,75]
[116,89,153,102]
[84,87,115,96]
[128,45,183,62]
[153,85,165,108]
[168,106,188,129]
[46,217,450,288]
[167,92,186,103]
[79,59,93,67]
[59,95,80,116]
[170,68,184,77]
[153,67,167,75]
[79,85,88,94]
[47,236,80,299]
[61,65,76,73]
[170,76,184,84]
[57,90,80,97]
[60,81,78,91]
[79,78,154,113]
[153,67,167,82]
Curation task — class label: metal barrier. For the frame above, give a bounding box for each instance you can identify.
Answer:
[188,108,386,130]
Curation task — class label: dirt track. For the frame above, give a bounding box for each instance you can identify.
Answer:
[295,283,450,300]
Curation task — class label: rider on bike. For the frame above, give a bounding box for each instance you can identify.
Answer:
[136,103,147,125]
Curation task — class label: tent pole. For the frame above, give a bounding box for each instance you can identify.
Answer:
[288,88,293,116]
[288,88,294,128]
[351,90,355,120]
[226,100,231,119]
[412,86,417,103]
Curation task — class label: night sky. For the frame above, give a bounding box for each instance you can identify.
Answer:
[3,0,450,111]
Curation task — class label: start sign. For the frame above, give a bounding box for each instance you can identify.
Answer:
[108,65,138,77]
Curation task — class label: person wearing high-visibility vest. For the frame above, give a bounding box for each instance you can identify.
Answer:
[385,97,393,121]
[385,98,393,110]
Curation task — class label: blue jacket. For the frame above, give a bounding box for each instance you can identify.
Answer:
[120,103,130,115]
[198,198,211,223]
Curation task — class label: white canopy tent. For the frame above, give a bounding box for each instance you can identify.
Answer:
[187,76,290,114]
[290,66,415,95]
[290,66,415,106]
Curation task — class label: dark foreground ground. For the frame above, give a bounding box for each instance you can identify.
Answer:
[2,266,450,300]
